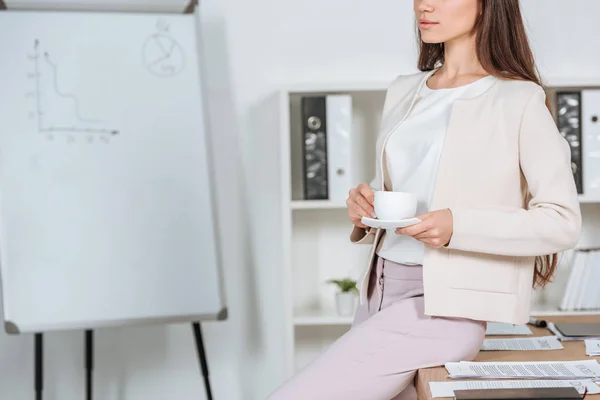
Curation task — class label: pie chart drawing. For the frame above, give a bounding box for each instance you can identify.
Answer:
[142,34,185,77]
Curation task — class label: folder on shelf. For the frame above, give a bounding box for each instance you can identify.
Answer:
[556,91,583,194]
[325,95,353,203]
[301,96,329,200]
[300,94,353,202]
[582,89,600,198]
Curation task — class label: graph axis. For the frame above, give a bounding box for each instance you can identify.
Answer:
[29,39,119,141]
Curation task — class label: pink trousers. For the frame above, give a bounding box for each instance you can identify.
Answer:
[267,257,487,400]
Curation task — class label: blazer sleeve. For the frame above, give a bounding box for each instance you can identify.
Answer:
[349,75,404,245]
[350,226,376,244]
[446,87,582,257]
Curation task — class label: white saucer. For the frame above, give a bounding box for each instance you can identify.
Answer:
[361,216,421,230]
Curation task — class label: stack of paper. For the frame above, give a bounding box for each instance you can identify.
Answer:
[444,360,600,380]
[481,336,563,351]
[586,340,600,356]
[485,322,532,336]
[429,380,600,398]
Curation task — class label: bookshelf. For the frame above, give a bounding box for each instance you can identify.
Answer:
[290,200,346,210]
[275,77,600,378]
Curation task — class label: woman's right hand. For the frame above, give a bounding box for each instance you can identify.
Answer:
[346,183,376,229]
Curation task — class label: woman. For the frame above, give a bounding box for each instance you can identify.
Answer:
[268,0,581,399]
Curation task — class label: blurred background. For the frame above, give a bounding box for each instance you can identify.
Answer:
[0,1,600,399]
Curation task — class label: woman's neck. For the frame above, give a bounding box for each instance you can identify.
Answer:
[436,34,487,80]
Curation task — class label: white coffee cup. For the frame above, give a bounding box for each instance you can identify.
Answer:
[373,191,417,221]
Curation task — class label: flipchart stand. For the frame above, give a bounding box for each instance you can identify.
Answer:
[32,323,213,400]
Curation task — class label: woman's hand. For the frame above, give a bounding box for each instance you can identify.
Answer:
[346,183,376,229]
[395,209,454,248]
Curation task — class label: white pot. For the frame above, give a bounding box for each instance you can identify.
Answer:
[335,292,358,317]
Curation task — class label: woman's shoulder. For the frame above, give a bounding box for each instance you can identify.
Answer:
[386,70,431,91]
[489,78,552,126]
[492,76,546,101]
[378,71,431,116]
[386,71,545,96]
[382,71,548,112]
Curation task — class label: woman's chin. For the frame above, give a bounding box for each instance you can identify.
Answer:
[420,35,445,44]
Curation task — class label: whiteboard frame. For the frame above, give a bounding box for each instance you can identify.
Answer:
[0,0,198,14]
[0,4,228,334]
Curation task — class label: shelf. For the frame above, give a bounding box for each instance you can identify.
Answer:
[531,301,600,317]
[294,306,600,325]
[531,309,600,317]
[290,200,347,210]
[280,78,600,96]
[293,306,600,327]
[290,196,598,209]
[578,195,600,204]
[282,81,389,94]
[545,77,600,88]
[282,77,600,94]
[294,310,354,326]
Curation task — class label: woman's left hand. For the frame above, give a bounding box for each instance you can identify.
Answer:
[395,209,454,248]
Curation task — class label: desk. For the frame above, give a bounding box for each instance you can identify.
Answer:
[416,315,600,399]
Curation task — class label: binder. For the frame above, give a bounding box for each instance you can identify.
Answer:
[582,89,600,197]
[556,91,583,194]
[301,96,328,200]
[300,95,353,201]
[325,95,353,203]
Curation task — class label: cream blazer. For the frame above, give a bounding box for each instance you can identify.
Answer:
[351,69,582,325]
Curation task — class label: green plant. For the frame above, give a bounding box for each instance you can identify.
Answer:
[326,278,359,294]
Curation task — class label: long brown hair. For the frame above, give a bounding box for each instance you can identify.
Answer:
[416,0,556,289]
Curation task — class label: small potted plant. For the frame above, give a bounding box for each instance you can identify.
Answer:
[326,278,359,317]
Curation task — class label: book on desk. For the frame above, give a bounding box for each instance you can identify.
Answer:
[453,387,583,400]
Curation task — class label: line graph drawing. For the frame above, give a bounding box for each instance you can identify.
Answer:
[142,33,185,77]
[27,39,119,139]
[44,52,101,123]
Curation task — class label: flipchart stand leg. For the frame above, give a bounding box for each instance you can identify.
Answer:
[34,333,43,400]
[85,330,94,400]
[192,322,213,400]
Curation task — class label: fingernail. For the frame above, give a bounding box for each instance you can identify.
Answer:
[371,212,377,218]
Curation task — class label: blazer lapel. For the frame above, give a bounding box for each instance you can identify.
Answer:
[379,69,438,137]
[376,69,438,191]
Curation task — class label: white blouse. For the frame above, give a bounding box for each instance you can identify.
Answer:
[376,75,497,265]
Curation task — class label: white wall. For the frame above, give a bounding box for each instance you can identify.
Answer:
[1,1,600,400]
